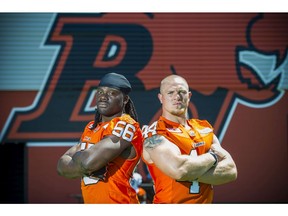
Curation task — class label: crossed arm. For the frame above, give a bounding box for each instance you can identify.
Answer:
[57,135,131,179]
[143,134,237,184]
[197,135,237,185]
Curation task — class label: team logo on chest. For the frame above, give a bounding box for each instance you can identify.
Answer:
[193,141,205,148]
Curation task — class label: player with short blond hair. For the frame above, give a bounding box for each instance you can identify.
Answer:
[142,75,237,203]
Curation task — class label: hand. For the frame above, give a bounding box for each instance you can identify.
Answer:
[89,166,107,181]
[210,144,228,161]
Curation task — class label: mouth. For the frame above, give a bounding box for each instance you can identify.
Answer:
[97,102,109,108]
[173,102,183,106]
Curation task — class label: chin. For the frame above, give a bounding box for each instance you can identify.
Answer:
[171,110,185,116]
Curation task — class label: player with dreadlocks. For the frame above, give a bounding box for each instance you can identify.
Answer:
[57,73,143,203]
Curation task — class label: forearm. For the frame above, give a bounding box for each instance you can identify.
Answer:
[177,153,216,181]
[197,155,237,185]
[57,154,83,179]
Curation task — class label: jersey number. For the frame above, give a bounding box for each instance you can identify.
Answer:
[189,149,200,194]
[112,121,136,142]
[142,121,157,138]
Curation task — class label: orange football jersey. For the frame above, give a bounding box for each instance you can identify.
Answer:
[79,114,143,203]
[142,116,214,203]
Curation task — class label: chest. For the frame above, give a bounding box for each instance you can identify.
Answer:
[82,123,109,145]
[165,126,213,155]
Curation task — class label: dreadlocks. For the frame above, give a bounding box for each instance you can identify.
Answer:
[92,96,138,129]
[124,97,138,122]
[92,109,102,129]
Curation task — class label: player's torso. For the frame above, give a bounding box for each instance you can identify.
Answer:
[142,116,214,203]
[80,115,142,203]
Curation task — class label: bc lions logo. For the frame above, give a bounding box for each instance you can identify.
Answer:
[1,13,287,143]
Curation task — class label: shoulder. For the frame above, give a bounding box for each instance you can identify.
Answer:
[80,121,95,138]
[190,118,213,129]
[142,117,178,140]
[141,120,159,139]
[112,114,139,126]
[85,121,95,130]
[143,134,165,149]
[107,115,142,138]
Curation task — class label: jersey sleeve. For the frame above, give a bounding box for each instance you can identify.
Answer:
[103,115,140,142]
[142,119,169,140]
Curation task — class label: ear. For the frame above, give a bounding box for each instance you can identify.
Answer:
[188,91,192,100]
[123,95,129,105]
[158,93,163,104]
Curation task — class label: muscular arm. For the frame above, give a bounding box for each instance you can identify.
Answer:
[57,135,132,179]
[73,135,131,175]
[57,143,83,179]
[143,135,217,181]
[197,135,238,185]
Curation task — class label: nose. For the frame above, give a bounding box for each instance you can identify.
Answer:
[174,92,181,100]
[98,93,108,101]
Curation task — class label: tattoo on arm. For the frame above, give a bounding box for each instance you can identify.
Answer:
[144,135,164,149]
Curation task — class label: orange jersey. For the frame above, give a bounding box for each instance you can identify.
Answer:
[79,114,143,203]
[142,116,214,204]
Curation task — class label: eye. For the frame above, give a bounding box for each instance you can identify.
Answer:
[108,90,118,96]
[179,90,187,95]
[107,91,114,96]
[96,90,103,95]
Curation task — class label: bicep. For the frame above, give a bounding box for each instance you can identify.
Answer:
[144,135,186,179]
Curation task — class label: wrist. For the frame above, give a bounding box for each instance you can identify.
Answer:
[209,151,218,167]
